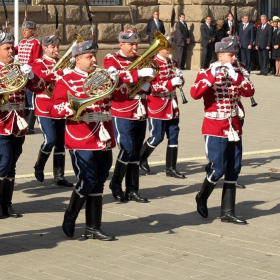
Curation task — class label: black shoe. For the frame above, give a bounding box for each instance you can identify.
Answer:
[7,206,23,218]
[256,72,263,75]
[166,168,186,179]
[220,211,248,224]
[54,177,73,187]
[62,211,76,237]
[126,191,148,203]
[85,228,116,241]
[195,193,208,218]
[26,128,35,135]
[263,74,268,76]
[235,182,246,189]
[110,185,126,202]
[34,165,44,182]
[139,158,150,173]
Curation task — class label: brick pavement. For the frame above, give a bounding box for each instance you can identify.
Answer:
[1,71,280,279]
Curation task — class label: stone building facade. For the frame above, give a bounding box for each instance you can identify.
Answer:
[1,0,258,70]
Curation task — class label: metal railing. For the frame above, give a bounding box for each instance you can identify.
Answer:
[3,0,30,4]
[89,0,121,5]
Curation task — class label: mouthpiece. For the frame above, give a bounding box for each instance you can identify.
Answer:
[132,50,137,54]
[93,64,97,67]
[54,52,59,55]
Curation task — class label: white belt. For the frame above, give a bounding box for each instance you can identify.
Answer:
[133,94,146,100]
[76,112,111,124]
[0,103,25,112]
[205,110,238,119]
[36,93,50,99]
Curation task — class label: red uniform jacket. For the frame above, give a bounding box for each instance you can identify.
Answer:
[15,36,42,66]
[103,51,148,120]
[190,63,254,138]
[49,68,116,151]
[0,63,45,136]
[149,54,184,120]
[32,55,59,118]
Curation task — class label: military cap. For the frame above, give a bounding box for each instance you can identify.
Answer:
[0,32,15,46]
[272,16,280,22]
[22,21,37,30]
[42,35,61,46]
[215,36,239,53]
[118,30,141,43]
[72,40,98,57]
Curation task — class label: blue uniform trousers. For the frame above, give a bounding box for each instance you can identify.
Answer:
[69,150,113,196]
[25,88,34,109]
[112,117,146,163]
[205,135,242,183]
[147,118,180,147]
[0,135,25,178]
[37,116,65,154]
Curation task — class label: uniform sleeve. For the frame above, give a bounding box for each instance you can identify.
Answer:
[190,71,216,99]
[49,80,74,118]
[32,60,57,83]
[26,74,46,93]
[235,75,255,98]
[31,43,43,65]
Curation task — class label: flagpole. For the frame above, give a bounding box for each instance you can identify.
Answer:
[14,0,19,45]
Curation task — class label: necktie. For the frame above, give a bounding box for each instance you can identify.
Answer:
[155,19,159,30]
[243,24,247,31]
[261,25,264,31]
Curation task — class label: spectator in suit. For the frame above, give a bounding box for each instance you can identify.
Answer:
[238,15,254,73]
[146,10,165,44]
[269,18,279,74]
[215,20,226,42]
[174,13,190,70]
[272,20,280,76]
[200,15,215,68]
[223,12,235,36]
[255,15,273,75]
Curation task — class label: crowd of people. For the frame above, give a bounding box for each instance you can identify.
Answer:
[0,9,256,240]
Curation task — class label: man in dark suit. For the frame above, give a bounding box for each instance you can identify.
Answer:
[238,15,254,73]
[146,10,165,44]
[174,13,190,70]
[223,12,235,36]
[200,15,215,68]
[255,15,273,75]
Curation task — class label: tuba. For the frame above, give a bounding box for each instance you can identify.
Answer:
[45,33,84,97]
[127,31,171,98]
[68,68,119,118]
[0,62,29,105]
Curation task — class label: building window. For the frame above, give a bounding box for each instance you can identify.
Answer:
[261,0,279,18]
[90,0,122,5]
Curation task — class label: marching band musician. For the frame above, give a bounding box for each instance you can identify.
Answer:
[190,37,255,225]
[14,20,42,134]
[139,37,186,179]
[0,31,45,218]
[32,35,73,187]
[103,30,155,203]
[50,40,116,241]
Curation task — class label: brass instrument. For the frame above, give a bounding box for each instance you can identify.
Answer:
[169,54,188,104]
[0,62,29,105]
[45,33,84,97]
[127,31,171,98]
[68,68,119,118]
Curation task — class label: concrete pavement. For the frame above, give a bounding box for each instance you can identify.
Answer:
[1,70,280,279]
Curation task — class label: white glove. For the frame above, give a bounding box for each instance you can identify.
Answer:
[138,68,155,78]
[141,82,150,92]
[176,68,183,77]
[107,66,118,82]
[223,62,238,81]
[21,64,34,79]
[210,62,222,77]
[63,68,72,75]
[171,77,183,86]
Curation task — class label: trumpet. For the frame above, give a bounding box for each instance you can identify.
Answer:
[236,59,257,107]
[169,54,188,104]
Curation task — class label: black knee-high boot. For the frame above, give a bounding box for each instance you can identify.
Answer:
[109,160,127,202]
[220,183,247,224]
[139,142,155,173]
[125,163,148,203]
[195,178,216,218]
[85,195,115,241]
[26,109,36,134]
[34,150,51,182]
[166,147,186,179]
[53,154,73,187]
[62,190,86,237]
[1,178,22,218]
[0,179,5,218]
